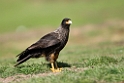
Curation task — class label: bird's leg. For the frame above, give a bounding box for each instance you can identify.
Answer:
[55,62,62,71]
[50,62,62,72]
[55,61,58,68]
[50,62,55,72]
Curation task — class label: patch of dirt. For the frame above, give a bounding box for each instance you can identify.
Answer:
[0,66,88,83]
[0,72,60,83]
[66,66,89,72]
[0,67,88,83]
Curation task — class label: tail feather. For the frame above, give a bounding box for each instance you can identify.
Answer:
[15,49,31,67]
[15,48,43,67]
[14,54,32,67]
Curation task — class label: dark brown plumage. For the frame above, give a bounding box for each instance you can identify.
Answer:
[15,18,72,72]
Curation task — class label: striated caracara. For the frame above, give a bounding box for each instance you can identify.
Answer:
[15,18,72,72]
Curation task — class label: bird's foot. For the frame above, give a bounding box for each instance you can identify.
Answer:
[50,68,62,72]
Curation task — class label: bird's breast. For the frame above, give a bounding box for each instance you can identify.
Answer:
[58,30,69,50]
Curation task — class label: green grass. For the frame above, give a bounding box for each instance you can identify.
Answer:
[0,0,124,83]
[0,44,124,83]
[1,24,124,83]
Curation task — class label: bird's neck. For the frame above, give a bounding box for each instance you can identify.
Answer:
[58,25,70,40]
[61,24,70,30]
[58,25,70,33]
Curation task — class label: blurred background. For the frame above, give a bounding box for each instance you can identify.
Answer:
[0,0,124,58]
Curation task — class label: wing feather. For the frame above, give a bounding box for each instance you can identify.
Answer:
[28,32,60,50]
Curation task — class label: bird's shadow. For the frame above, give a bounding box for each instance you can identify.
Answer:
[16,61,71,69]
[47,61,71,68]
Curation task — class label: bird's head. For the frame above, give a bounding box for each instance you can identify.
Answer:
[61,18,72,27]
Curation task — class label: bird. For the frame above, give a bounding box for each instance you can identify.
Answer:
[14,18,72,72]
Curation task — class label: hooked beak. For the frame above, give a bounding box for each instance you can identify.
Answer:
[66,20,72,24]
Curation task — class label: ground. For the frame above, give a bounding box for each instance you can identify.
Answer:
[0,0,124,83]
[0,20,124,83]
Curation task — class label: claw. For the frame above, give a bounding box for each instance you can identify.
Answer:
[50,68,62,72]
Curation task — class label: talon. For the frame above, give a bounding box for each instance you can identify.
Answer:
[57,68,62,71]
[50,68,56,72]
[59,68,63,70]
[50,68,62,72]
[56,68,62,72]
